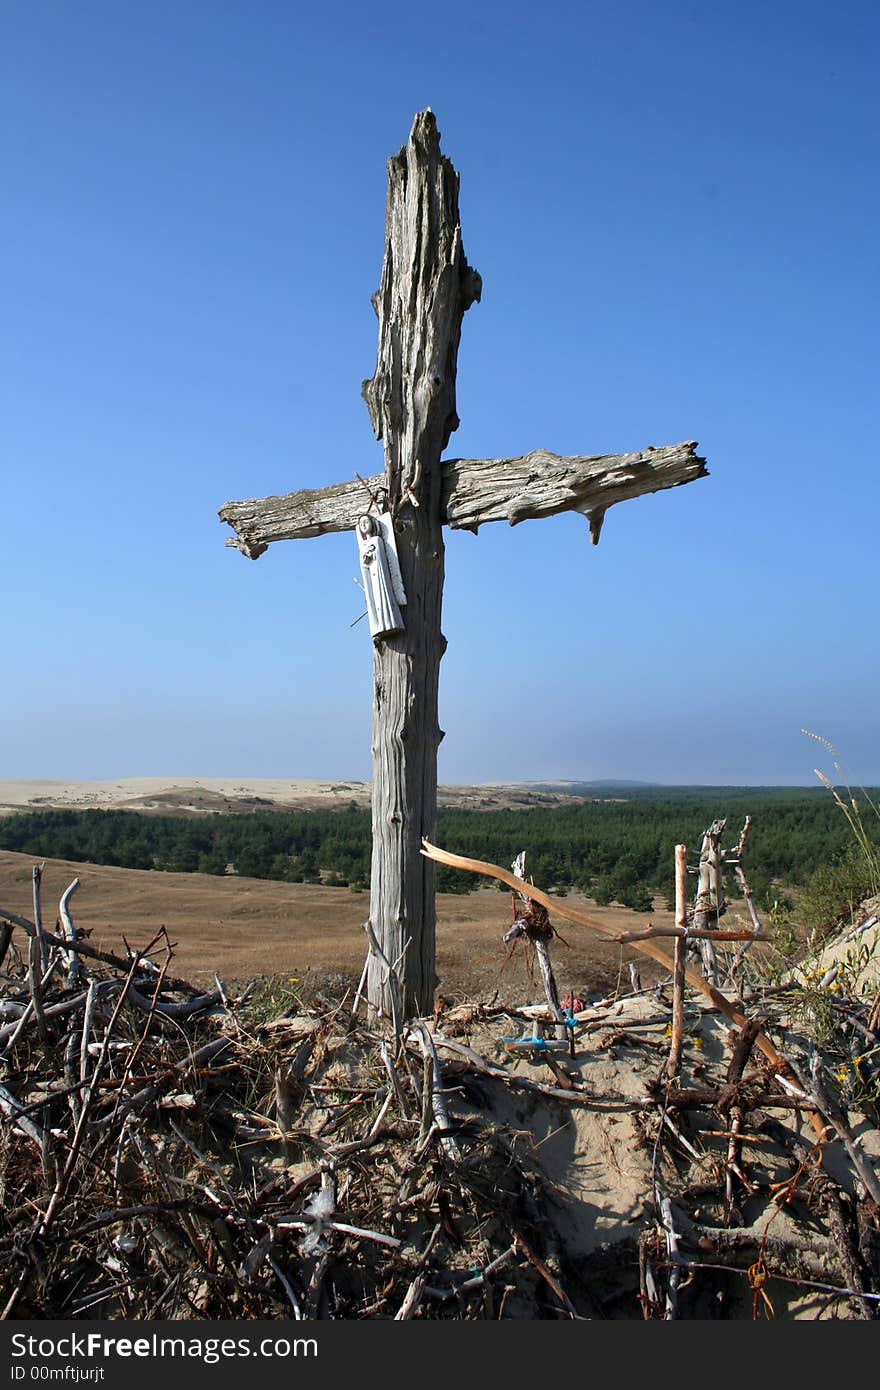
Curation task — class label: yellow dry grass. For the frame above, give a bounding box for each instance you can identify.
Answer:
[0,849,670,1000]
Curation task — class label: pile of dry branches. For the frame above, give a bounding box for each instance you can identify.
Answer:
[0,872,599,1320]
[1,853,879,1321]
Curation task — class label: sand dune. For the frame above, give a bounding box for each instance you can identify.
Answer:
[0,776,584,817]
[0,777,372,816]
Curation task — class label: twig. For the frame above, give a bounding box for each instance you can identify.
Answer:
[79,980,99,1085]
[379,1040,412,1117]
[658,1195,683,1319]
[350,954,370,1023]
[124,981,225,1019]
[433,1034,603,1106]
[726,815,752,863]
[0,908,198,991]
[36,954,144,1236]
[638,1232,662,1319]
[506,854,568,1041]
[267,1255,302,1318]
[724,1018,761,1213]
[807,1053,880,1207]
[0,1082,46,1149]
[394,1273,426,1319]
[1,955,74,1050]
[684,1260,880,1307]
[416,1046,433,1148]
[513,1231,577,1319]
[107,936,176,1125]
[275,1067,296,1163]
[660,1110,703,1163]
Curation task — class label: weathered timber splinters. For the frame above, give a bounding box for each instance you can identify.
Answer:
[218,110,709,1022]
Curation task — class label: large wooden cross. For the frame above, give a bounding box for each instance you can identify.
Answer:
[219,110,707,1022]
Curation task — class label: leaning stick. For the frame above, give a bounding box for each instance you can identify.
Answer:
[27,933,50,1050]
[350,954,371,1023]
[363,920,404,1037]
[533,937,566,1040]
[407,1022,461,1160]
[32,865,49,974]
[421,839,825,1139]
[0,1083,45,1150]
[1,955,63,1051]
[58,878,83,986]
[79,979,99,1085]
[0,979,104,1048]
[434,1034,600,1106]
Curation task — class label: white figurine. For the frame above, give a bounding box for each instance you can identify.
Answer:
[356,511,407,639]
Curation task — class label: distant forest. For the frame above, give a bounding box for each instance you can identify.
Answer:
[1,787,874,913]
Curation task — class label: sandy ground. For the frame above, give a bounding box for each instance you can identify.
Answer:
[446,991,880,1314]
[0,777,587,817]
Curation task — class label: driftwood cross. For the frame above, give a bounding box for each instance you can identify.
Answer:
[219,110,708,1022]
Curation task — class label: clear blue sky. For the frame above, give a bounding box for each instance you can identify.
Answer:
[3,0,878,785]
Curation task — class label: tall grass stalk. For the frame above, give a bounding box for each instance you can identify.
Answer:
[802,730,880,897]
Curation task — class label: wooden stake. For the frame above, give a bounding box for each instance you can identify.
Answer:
[667,844,688,1080]
[693,819,726,984]
[504,853,568,1041]
[32,864,49,974]
[359,111,481,1020]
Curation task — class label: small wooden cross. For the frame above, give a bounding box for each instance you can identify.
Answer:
[219,110,708,1022]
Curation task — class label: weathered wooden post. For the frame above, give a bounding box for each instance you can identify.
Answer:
[692,817,727,984]
[356,111,481,1020]
[219,110,709,1024]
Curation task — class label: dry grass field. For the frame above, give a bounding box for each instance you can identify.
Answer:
[0,849,671,1002]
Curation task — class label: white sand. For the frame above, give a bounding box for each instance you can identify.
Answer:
[0,777,371,814]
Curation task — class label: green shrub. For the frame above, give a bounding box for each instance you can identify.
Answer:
[798,847,876,938]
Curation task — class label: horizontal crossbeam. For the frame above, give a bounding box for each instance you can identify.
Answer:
[219,440,707,558]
